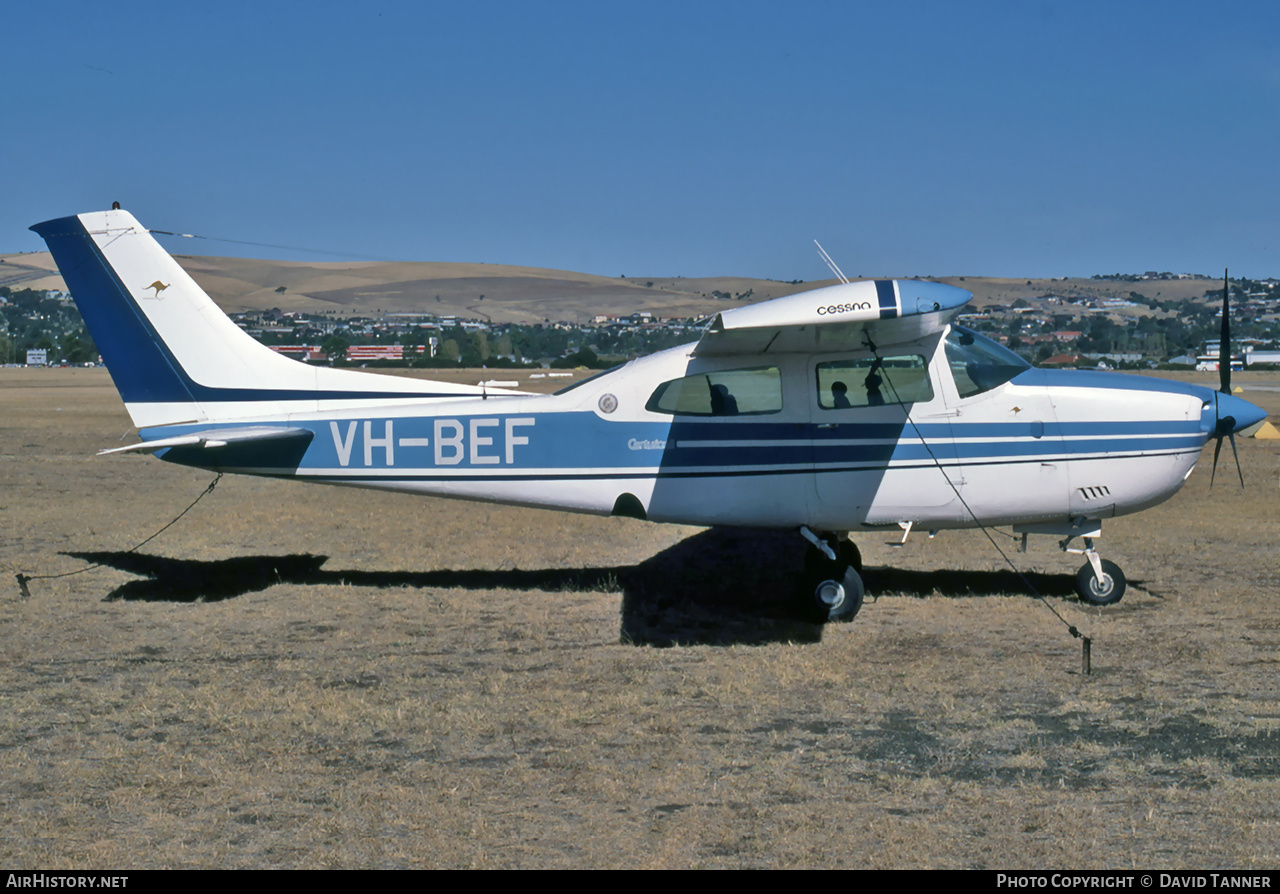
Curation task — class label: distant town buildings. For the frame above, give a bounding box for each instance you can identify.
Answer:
[8,269,1280,369]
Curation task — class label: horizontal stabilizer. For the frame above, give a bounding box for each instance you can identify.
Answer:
[695,279,970,356]
[99,426,313,456]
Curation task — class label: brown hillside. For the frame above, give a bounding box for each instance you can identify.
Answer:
[4,250,1226,324]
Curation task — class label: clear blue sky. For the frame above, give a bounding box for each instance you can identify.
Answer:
[5,1,1279,280]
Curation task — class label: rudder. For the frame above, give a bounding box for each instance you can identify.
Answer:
[32,209,502,429]
[30,212,198,419]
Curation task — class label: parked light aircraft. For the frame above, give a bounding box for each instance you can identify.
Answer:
[31,209,1267,622]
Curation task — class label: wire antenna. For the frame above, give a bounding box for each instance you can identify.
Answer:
[813,240,849,284]
[867,350,1092,669]
[148,228,399,263]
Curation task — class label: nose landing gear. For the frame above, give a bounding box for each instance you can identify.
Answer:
[1015,520,1127,606]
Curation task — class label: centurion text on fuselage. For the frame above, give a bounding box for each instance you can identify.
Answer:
[31,209,1266,623]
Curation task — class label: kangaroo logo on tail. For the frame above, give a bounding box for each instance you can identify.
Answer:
[143,280,169,299]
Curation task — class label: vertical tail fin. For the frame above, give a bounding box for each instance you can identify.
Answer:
[31,211,199,421]
[31,209,495,428]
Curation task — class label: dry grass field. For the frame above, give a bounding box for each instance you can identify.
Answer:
[2,368,1278,868]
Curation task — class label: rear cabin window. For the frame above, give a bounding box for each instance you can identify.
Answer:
[816,355,933,409]
[646,366,782,416]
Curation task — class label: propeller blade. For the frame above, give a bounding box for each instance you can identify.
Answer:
[1220,268,1230,394]
[1228,432,1244,487]
[1210,435,1223,489]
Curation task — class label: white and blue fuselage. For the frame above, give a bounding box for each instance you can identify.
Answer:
[31,209,1265,614]
[128,335,1242,531]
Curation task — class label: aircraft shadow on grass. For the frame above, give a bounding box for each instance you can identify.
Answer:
[67,528,1088,647]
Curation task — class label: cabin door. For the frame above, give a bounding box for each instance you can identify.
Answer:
[807,341,964,530]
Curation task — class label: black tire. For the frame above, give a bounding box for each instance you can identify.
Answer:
[1075,559,1126,606]
[838,539,863,573]
[802,545,865,623]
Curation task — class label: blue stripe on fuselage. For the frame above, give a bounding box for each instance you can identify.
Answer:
[1012,368,1217,402]
[143,411,1210,474]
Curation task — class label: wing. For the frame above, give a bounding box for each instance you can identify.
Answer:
[693,279,971,356]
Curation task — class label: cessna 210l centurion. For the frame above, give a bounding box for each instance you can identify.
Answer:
[31,209,1266,622]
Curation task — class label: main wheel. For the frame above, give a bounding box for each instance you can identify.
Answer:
[813,566,864,622]
[802,546,865,623]
[838,539,863,573]
[1075,559,1126,606]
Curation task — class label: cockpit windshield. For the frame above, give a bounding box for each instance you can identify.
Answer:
[945,326,1030,398]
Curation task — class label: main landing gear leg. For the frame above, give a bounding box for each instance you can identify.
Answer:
[798,526,864,623]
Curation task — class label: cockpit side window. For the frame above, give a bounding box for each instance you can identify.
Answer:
[816,355,932,409]
[945,326,1031,398]
[646,366,782,416]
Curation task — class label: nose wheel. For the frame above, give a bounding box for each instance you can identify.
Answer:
[1075,557,1126,606]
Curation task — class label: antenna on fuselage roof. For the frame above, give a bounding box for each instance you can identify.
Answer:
[813,240,849,284]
